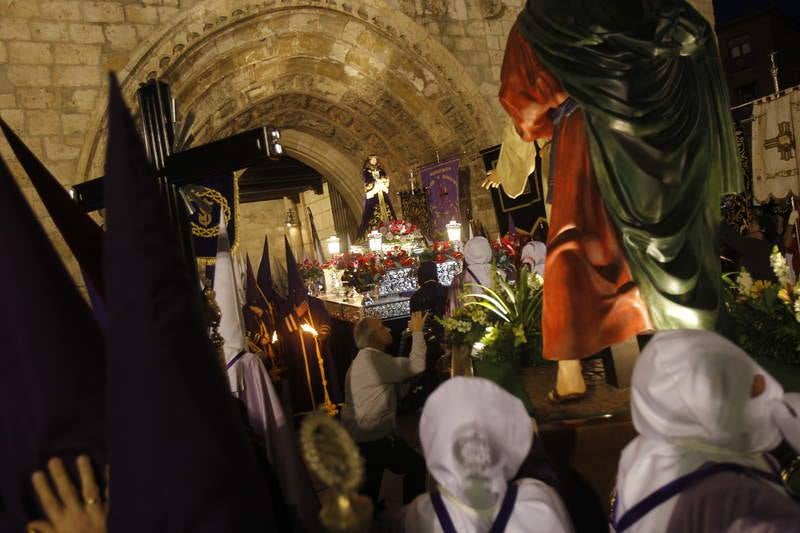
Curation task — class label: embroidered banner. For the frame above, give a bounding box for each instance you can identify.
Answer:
[399,189,432,239]
[420,158,460,236]
[184,171,239,265]
[480,145,547,235]
[752,88,800,202]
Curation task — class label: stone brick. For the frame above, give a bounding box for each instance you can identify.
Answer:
[30,21,70,42]
[0,93,16,108]
[27,110,61,135]
[8,42,54,64]
[69,23,106,44]
[3,1,40,18]
[104,24,138,50]
[65,88,98,112]
[53,65,100,87]
[61,113,89,136]
[63,134,84,147]
[18,88,61,109]
[53,43,102,65]
[82,2,125,23]
[158,6,180,22]
[0,19,31,40]
[0,42,6,63]
[454,37,476,51]
[0,109,24,131]
[40,2,83,22]
[134,24,156,40]
[7,65,51,87]
[0,70,14,93]
[444,24,466,36]
[44,136,80,160]
[124,5,160,24]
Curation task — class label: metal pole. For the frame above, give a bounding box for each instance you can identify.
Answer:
[769,51,780,95]
[791,197,800,260]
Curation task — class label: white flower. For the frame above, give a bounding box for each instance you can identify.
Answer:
[794,298,800,324]
[770,246,791,287]
[737,269,754,296]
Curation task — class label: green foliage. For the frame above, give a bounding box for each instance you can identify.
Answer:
[723,258,800,366]
[438,268,543,363]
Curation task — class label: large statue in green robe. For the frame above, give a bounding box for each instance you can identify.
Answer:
[512,0,742,332]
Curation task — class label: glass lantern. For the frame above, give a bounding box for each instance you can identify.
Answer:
[326,235,341,256]
[446,220,462,243]
[368,230,383,252]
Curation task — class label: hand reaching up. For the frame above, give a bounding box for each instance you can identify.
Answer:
[408,311,429,333]
[27,456,107,533]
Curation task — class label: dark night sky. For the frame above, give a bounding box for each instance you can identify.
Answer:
[713,0,800,24]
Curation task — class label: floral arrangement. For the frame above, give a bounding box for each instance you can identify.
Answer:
[327,252,385,292]
[420,240,464,264]
[492,233,523,270]
[377,219,420,242]
[297,259,324,282]
[438,268,543,363]
[382,246,417,270]
[723,246,800,364]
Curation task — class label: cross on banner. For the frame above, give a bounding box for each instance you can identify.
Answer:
[764,121,796,161]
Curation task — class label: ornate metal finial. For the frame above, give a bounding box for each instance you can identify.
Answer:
[300,412,372,532]
[769,51,780,95]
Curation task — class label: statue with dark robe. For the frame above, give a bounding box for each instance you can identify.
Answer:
[356,155,397,238]
[497,0,741,399]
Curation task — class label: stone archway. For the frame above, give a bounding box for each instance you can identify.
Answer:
[76,0,499,220]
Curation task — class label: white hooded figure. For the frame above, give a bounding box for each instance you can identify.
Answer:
[401,377,573,532]
[520,241,546,278]
[213,218,320,529]
[613,330,800,533]
[462,236,496,287]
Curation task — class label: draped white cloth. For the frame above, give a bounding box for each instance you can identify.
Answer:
[752,87,800,202]
[615,330,800,532]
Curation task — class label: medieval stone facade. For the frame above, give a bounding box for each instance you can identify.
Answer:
[0,0,715,282]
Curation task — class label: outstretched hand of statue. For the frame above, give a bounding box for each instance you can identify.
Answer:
[481,169,501,189]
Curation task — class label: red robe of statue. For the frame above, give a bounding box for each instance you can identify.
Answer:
[499,25,652,360]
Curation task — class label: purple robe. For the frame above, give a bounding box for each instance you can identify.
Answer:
[228,351,321,531]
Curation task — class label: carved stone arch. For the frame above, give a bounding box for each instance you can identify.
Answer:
[77,0,498,222]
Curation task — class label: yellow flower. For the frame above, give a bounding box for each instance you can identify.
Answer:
[778,288,792,304]
[750,280,774,297]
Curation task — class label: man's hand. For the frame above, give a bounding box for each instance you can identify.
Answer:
[789,209,799,227]
[408,311,428,333]
[481,169,501,189]
[27,456,107,533]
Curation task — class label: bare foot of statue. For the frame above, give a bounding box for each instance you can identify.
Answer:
[547,360,587,403]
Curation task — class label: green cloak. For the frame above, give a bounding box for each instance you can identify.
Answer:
[516,0,742,330]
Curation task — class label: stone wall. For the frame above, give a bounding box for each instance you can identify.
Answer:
[0,0,715,282]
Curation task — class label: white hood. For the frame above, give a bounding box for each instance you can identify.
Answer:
[213,216,246,365]
[420,377,533,509]
[615,330,800,531]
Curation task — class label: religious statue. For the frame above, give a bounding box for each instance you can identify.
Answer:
[357,155,397,238]
[495,0,741,401]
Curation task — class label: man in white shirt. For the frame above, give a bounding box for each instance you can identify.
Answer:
[341,311,428,507]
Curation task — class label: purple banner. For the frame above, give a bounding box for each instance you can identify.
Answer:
[420,158,460,235]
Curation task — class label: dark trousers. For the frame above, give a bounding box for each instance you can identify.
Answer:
[358,435,427,505]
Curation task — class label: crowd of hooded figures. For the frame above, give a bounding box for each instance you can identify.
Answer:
[5,0,800,529]
[1,78,800,533]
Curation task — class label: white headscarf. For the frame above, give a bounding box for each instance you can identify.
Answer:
[421,377,533,508]
[399,377,572,533]
[463,237,494,288]
[520,241,546,277]
[615,330,800,532]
